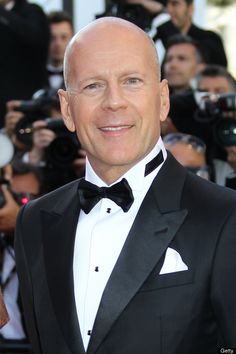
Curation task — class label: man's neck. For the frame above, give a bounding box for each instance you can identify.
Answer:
[180,20,192,35]
[86,142,163,186]
[90,163,135,186]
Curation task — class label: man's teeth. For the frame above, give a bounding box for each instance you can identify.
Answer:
[102,126,126,131]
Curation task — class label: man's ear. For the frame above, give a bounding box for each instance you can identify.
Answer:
[58,89,75,132]
[160,79,170,122]
[189,3,194,19]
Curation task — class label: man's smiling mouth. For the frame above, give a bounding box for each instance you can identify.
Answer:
[100,125,133,132]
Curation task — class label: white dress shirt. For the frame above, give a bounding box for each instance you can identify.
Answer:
[213,158,234,186]
[73,138,167,350]
[46,64,64,89]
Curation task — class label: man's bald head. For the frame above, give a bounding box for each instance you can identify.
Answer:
[63,17,160,89]
[58,16,169,183]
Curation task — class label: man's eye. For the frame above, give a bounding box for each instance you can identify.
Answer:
[125,78,142,85]
[179,56,188,62]
[84,83,98,90]
[84,82,103,91]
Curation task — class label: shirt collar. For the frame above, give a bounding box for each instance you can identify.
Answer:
[85,137,167,191]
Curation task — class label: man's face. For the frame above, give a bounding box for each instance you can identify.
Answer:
[11,173,40,196]
[49,21,73,66]
[167,0,193,31]
[198,76,233,95]
[164,43,201,92]
[59,22,169,181]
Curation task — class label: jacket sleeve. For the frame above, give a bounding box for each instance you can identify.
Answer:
[210,207,236,345]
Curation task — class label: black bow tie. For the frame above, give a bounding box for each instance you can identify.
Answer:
[78,150,164,214]
[78,178,134,214]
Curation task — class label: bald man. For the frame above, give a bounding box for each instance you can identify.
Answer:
[15,17,236,354]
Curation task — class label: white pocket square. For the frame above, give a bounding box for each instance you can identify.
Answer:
[159,247,188,275]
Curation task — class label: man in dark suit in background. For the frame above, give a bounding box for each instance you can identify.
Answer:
[0,0,49,127]
[15,17,236,354]
[46,11,74,90]
[154,0,227,67]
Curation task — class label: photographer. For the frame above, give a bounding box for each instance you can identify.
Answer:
[97,0,166,31]
[195,65,236,188]
[4,101,24,138]
[0,159,42,346]
[11,89,86,192]
[164,65,235,153]
[0,0,50,126]
[2,89,60,155]
[24,119,57,166]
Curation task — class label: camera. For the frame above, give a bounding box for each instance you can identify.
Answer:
[15,117,80,168]
[14,88,81,167]
[13,88,62,148]
[194,92,236,146]
[44,118,80,168]
[14,88,60,118]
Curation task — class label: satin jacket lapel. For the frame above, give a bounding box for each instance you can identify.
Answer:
[87,153,188,354]
[41,182,85,354]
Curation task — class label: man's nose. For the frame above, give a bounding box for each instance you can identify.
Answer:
[101,83,127,111]
[167,58,178,69]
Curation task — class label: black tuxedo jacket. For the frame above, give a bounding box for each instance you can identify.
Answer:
[15,154,236,354]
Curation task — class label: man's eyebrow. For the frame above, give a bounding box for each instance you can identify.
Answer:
[77,71,144,83]
[76,76,104,85]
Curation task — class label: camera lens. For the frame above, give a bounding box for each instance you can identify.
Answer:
[214,118,236,146]
[45,134,79,167]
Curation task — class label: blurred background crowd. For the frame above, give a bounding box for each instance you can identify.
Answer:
[1,0,236,353]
